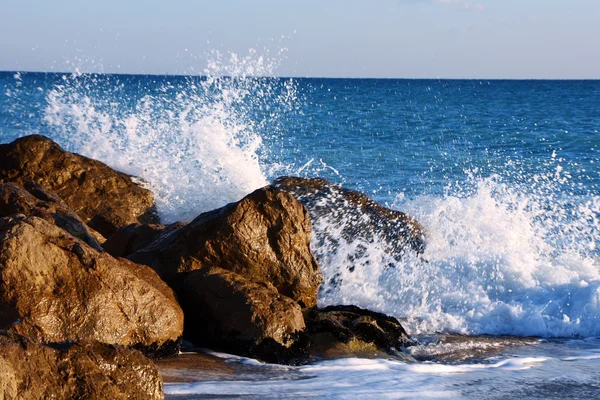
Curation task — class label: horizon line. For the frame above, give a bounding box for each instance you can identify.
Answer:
[1,69,599,81]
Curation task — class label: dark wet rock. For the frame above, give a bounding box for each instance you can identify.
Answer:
[156,352,242,383]
[305,305,411,353]
[103,221,185,258]
[274,176,425,258]
[0,332,163,399]
[0,215,184,354]
[156,351,305,384]
[130,186,322,308]
[0,135,159,237]
[132,337,184,360]
[0,182,102,250]
[182,267,309,364]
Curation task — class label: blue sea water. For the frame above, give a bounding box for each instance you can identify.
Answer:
[1,66,600,398]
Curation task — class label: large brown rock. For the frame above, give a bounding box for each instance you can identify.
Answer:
[183,267,308,364]
[0,182,103,250]
[130,186,322,308]
[0,333,163,399]
[305,305,411,354]
[0,215,184,354]
[0,135,159,237]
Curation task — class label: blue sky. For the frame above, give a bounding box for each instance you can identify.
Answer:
[0,0,598,78]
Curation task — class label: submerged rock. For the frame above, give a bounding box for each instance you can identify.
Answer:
[0,135,159,237]
[0,182,102,250]
[103,221,186,258]
[183,267,308,364]
[0,333,163,399]
[274,176,425,258]
[0,215,183,354]
[130,186,322,308]
[305,305,411,354]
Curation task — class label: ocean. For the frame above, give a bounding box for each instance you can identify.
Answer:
[1,65,600,398]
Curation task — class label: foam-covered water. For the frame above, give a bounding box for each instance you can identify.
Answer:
[164,338,600,399]
[2,52,600,398]
[314,171,600,337]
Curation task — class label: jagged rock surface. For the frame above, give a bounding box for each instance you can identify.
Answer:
[0,135,159,237]
[0,333,163,400]
[305,305,411,353]
[183,267,308,364]
[0,215,184,354]
[0,181,102,250]
[130,186,322,308]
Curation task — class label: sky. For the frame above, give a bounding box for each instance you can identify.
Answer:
[0,0,598,79]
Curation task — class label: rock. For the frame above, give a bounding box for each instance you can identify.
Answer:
[305,305,411,353]
[130,186,322,308]
[87,226,107,246]
[274,177,425,291]
[182,267,308,364]
[155,352,244,383]
[309,334,384,359]
[274,176,425,258]
[0,135,159,237]
[0,182,102,250]
[0,332,163,399]
[103,221,185,258]
[0,215,184,355]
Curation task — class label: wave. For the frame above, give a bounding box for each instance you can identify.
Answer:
[317,172,600,337]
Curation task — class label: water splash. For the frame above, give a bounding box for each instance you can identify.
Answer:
[42,49,297,222]
[316,165,600,338]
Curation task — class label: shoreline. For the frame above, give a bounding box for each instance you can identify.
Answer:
[160,336,600,399]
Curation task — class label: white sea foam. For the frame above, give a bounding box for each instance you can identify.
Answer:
[406,357,548,373]
[42,49,296,223]
[316,173,600,338]
[561,354,600,361]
